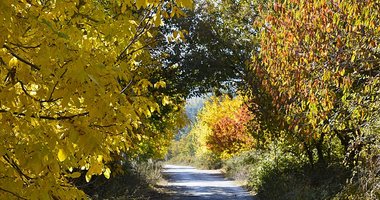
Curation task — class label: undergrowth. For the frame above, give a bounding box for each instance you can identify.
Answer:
[73,159,164,199]
[223,142,379,200]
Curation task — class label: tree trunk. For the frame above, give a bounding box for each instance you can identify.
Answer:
[335,129,352,152]
[316,132,325,165]
[304,142,314,167]
[335,128,362,167]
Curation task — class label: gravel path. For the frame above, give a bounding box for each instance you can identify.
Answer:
[160,165,255,200]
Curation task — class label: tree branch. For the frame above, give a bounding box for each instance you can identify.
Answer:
[48,62,70,101]
[120,80,133,94]
[9,42,41,49]
[90,123,117,128]
[3,154,33,181]
[0,109,89,120]
[3,44,40,71]
[18,81,61,103]
[0,187,27,200]
[116,9,155,62]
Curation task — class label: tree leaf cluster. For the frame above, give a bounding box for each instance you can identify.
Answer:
[0,0,191,198]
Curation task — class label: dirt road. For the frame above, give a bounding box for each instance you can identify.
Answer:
[160,165,255,200]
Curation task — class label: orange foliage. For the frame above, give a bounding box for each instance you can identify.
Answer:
[206,105,253,158]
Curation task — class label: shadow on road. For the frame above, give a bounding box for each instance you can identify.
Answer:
[160,165,255,200]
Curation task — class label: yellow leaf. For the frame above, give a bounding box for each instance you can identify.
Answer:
[89,162,103,175]
[138,79,152,89]
[68,172,82,178]
[129,20,138,26]
[173,30,179,38]
[162,96,170,105]
[144,109,151,117]
[104,167,111,179]
[170,8,176,18]
[340,69,345,76]
[132,121,140,128]
[136,0,147,9]
[154,81,166,88]
[172,7,185,17]
[9,57,18,67]
[178,0,193,8]
[121,3,127,13]
[58,149,67,162]
[154,12,163,26]
[85,173,92,182]
[351,54,356,62]
[163,11,169,19]
[97,155,103,163]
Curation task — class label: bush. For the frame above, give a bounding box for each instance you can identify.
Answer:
[195,151,222,169]
[167,138,222,169]
[255,162,350,200]
[334,132,380,200]
[130,159,164,185]
[74,159,164,199]
[166,154,196,166]
[223,145,351,200]
[224,150,258,183]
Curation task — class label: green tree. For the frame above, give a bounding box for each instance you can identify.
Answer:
[156,0,261,97]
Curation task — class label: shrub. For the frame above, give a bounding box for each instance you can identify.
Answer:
[334,131,380,200]
[194,150,222,169]
[223,145,351,200]
[75,159,164,199]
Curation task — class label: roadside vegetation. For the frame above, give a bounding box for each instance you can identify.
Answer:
[76,159,165,199]
[167,0,380,199]
[168,94,379,199]
[0,0,190,198]
[1,0,379,199]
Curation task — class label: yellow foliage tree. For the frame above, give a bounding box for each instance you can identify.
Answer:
[0,0,191,198]
[189,95,253,160]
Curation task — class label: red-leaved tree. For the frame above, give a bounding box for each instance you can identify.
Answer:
[206,105,253,158]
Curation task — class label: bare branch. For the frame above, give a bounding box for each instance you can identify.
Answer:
[120,80,133,94]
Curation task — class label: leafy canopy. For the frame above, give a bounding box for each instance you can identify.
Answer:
[250,0,380,164]
[0,0,191,199]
